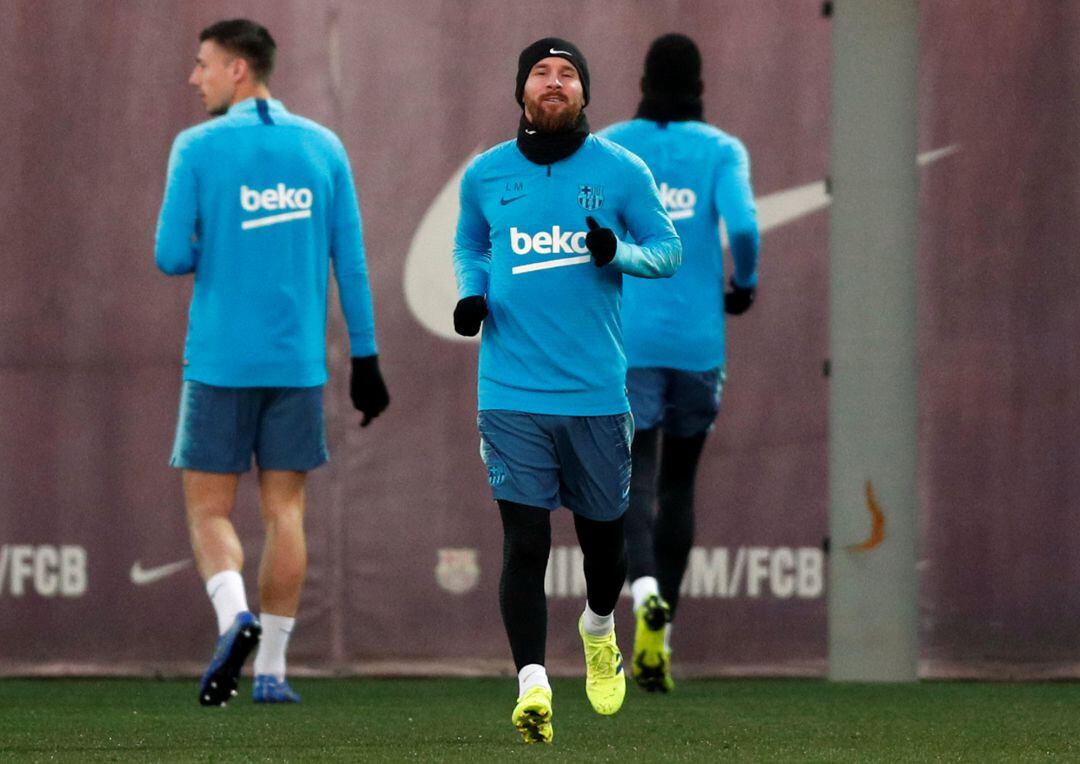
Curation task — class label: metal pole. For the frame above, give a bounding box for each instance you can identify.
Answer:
[828,0,920,681]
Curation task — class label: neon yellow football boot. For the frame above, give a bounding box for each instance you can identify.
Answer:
[511,686,553,744]
[578,616,626,715]
[633,594,674,693]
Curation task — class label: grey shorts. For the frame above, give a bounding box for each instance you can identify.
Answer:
[170,380,329,473]
[477,410,634,521]
[626,366,725,437]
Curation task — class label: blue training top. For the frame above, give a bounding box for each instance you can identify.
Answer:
[600,119,759,371]
[453,134,682,416]
[155,97,377,387]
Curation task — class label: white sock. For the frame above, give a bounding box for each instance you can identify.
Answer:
[517,663,551,697]
[582,603,614,636]
[205,570,248,635]
[630,576,660,611]
[254,613,295,680]
[664,622,673,652]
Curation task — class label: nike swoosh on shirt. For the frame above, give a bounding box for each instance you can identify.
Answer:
[500,194,527,206]
[401,145,959,343]
[130,559,192,586]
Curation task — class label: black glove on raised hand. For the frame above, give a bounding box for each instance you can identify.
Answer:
[350,354,389,427]
[453,295,488,337]
[724,278,756,315]
[585,216,617,267]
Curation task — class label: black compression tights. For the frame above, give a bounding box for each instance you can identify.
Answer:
[498,500,627,671]
[623,428,708,618]
[573,510,627,617]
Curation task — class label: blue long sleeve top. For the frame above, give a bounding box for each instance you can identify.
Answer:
[155,97,377,387]
[453,135,682,415]
[600,119,759,371]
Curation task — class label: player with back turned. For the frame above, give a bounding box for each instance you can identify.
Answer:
[155,19,388,706]
[601,33,761,693]
[452,38,681,743]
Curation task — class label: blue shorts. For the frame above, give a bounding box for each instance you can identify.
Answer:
[626,367,725,437]
[170,380,329,473]
[477,410,634,521]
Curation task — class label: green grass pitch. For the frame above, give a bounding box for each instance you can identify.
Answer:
[1,677,1077,761]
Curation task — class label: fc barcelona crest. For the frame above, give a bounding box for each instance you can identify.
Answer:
[435,548,480,594]
[577,184,604,211]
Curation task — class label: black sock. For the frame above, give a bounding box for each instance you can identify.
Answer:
[498,500,551,670]
[573,512,627,617]
[654,432,707,617]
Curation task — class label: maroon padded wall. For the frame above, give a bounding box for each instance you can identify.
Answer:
[0,0,1076,678]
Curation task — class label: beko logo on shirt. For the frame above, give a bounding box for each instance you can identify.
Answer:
[239,184,314,230]
[509,227,592,275]
[658,182,697,221]
[510,226,588,255]
[240,184,314,212]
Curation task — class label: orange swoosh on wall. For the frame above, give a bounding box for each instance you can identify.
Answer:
[846,481,886,552]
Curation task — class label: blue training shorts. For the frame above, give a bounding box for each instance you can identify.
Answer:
[170,380,329,473]
[626,367,726,437]
[477,410,634,521]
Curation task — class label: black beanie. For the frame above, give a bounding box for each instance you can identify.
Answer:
[515,37,590,107]
[642,33,702,97]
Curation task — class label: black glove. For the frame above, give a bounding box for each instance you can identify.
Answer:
[350,354,389,427]
[453,295,488,337]
[585,216,617,267]
[724,278,756,315]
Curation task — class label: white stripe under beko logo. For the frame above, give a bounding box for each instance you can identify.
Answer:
[241,210,312,230]
[512,255,591,275]
[239,183,314,229]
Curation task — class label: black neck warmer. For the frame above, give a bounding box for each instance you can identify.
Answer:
[636,93,704,123]
[516,112,591,165]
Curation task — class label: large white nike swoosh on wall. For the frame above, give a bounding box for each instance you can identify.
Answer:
[752,144,960,237]
[402,146,959,342]
[402,154,477,344]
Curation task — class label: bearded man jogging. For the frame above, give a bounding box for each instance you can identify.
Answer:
[452,38,681,743]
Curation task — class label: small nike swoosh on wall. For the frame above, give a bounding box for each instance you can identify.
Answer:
[130,559,192,586]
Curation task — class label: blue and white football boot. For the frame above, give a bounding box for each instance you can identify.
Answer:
[252,675,302,704]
